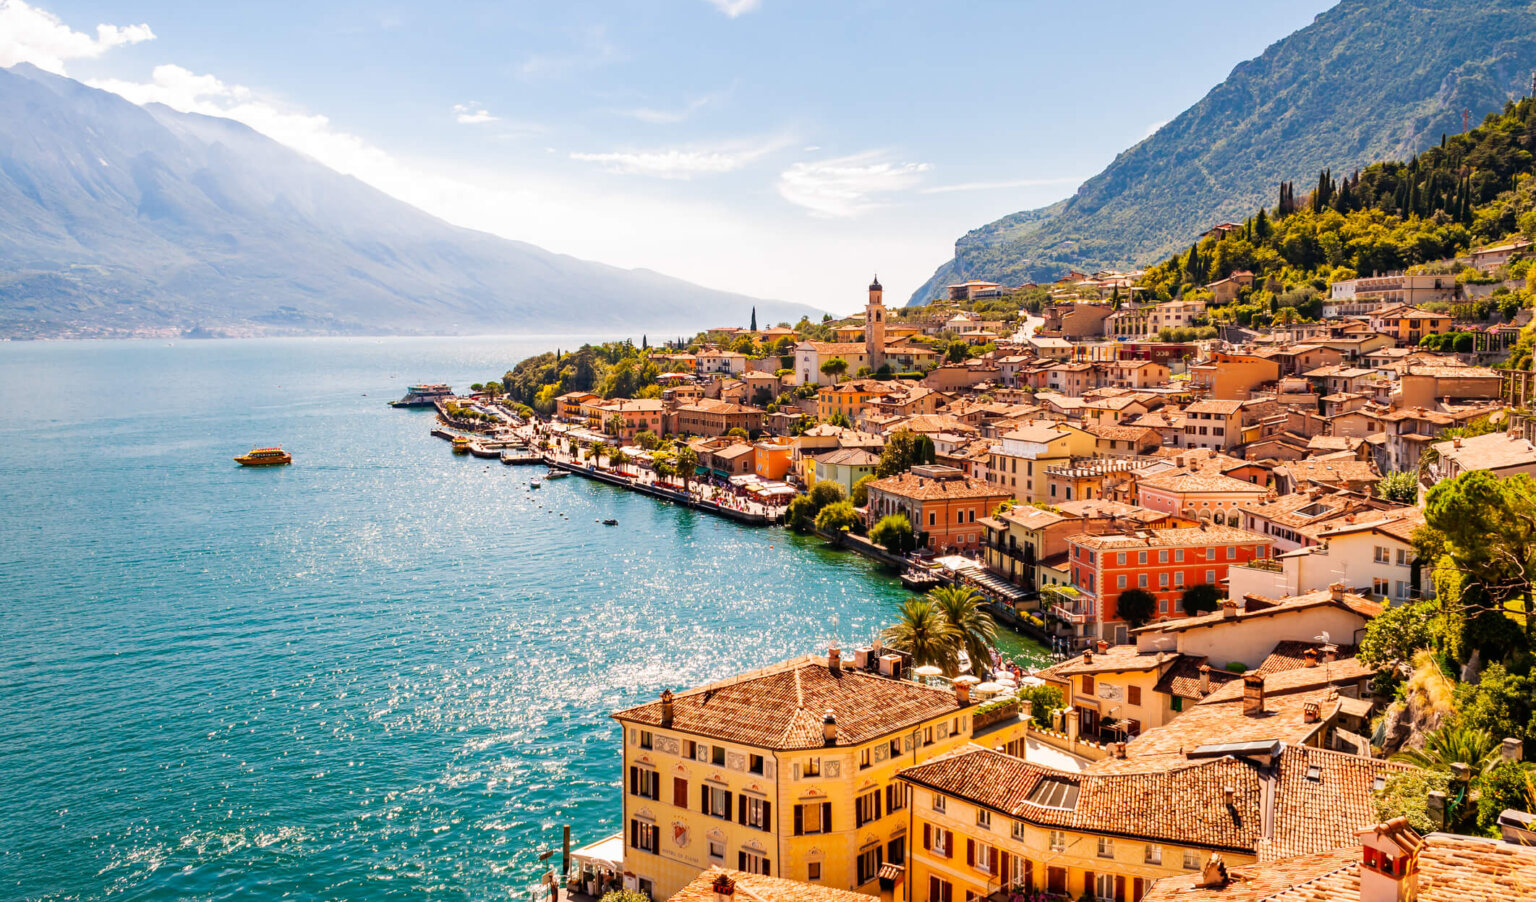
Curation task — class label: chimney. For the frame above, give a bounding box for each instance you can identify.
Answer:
[955,682,972,705]
[1502,737,1524,761]
[1221,600,1239,620]
[1021,698,1034,722]
[1097,640,1109,653]
[1304,701,1321,723]
[1199,664,1211,695]
[1453,437,1462,448]
[1329,582,1345,602]
[1356,819,1424,902]
[1198,854,1229,889]
[1083,648,1094,664]
[828,645,842,674]
[660,689,675,727]
[712,872,737,902]
[1323,645,1338,664]
[1222,786,1236,806]
[1426,792,1447,830]
[1242,673,1266,717]
[1112,741,1127,759]
[1303,648,1319,668]
[822,709,838,745]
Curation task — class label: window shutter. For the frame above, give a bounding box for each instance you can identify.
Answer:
[822,802,832,832]
[762,801,772,832]
[1085,871,1095,900]
[966,838,975,868]
[629,819,638,850]
[628,767,637,795]
[794,805,804,836]
[726,792,734,819]
[1134,878,1145,902]
[999,851,1010,884]
[738,851,746,871]
[945,830,954,859]
[876,791,883,820]
[674,777,688,808]
[990,846,999,874]
[763,859,771,877]
[700,785,708,814]
[738,795,747,825]
[922,823,931,850]
[1116,876,1127,902]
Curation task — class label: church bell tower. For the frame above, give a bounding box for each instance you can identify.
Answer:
[866,275,886,370]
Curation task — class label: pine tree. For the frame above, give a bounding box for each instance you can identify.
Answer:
[642,334,648,349]
[1254,208,1271,240]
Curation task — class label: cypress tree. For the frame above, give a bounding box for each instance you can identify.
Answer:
[750,307,757,331]
[1255,208,1271,240]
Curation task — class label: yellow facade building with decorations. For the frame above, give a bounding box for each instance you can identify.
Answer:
[611,649,1030,901]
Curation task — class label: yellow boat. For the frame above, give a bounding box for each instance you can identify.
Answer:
[452,435,472,455]
[234,447,292,467]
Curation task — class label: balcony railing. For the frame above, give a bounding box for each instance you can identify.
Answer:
[1050,603,1090,624]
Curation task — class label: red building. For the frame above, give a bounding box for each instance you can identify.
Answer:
[1057,525,1274,646]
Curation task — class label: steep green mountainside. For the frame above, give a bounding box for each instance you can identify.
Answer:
[910,0,1536,305]
[0,64,813,338]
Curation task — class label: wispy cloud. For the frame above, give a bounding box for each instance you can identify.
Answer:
[0,0,154,74]
[920,175,1082,195]
[520,25,621,79]
[452,102,497,124]
[617,91,722,125]
[570,138,785,179]
[777,151,930,218]
[703,0,762,17]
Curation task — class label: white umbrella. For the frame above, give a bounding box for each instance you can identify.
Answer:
[995,676,1018,686]
[913,665,944,678]
[953,675,982,685]
[975,682,1005,693]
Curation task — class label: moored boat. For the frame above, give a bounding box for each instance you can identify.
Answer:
[452,435,472,455]
[391,383,453,408]
[544,469,569,479]
[234,447,292,467]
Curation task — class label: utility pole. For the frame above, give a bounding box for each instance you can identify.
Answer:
[1463,108,1471,133]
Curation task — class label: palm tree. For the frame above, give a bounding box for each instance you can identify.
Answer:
[882,598,960,675]
[612,447,630,476]
[675,445,699,495]
[927,585,997,677]
[1391,721,1499,772]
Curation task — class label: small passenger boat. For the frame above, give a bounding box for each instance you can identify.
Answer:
[602,519,618,526]
[529,479,542,489]
[452,436,472,455]
[234,447,292,467]
[544,470,569,480]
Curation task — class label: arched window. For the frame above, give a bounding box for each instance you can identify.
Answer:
[1213,510,1226,526]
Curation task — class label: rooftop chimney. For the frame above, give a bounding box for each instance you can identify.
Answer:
[1242,673,1266,717]
[1096,640,1109,653]
[1304,701,1321,723]
[1112,741,1127,759]
[1356,819,1424,902]
[660,689,675,727]
[1329,582,1346,602]
[1199,664,1212,695]
[1083,648,1094,664]
[828,645,842,675]
[1304,648,1319,668]
[1198,854,1229,889]
[1323,645,1338,664]
[1502,737,1524,762]
[1221,600,1239,620]
[956,681,971,705]
[712,872,737,902]
[822,709,838,745]
[1222,786,1236,806]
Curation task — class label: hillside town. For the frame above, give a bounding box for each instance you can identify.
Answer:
[430,238,1536,902]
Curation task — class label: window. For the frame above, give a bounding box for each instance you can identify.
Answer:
[932,827,951,857]
[1159,573,1169,586]
[1205,570,1216,584]
[1138,574,1148,588]
[683,739,696,759]
[1396,548,1411,566]
[856,790,882,827]
[1145,844,1163,864]
[1175,549,1185,562]
[709,840,725,861]
[803,757,821,777]
[1096,874,1115,902]
[749,754,764,775]
[929,877,954,902]
[1373,577,1390,596]
[796,802,831,835]
[1159,550,1169,563]
[1227,546,1236,560]
[933,793,946,814]
[859,747,872,770]
[1183,850,1201,870]
[929,512,936,527]
[703,785,732,818]
[712,745,726,766]
[974,840,994,874]
[857,847,883,885]
[631,820,659,853]
[1049,830,1066,852]
[976,809,991,829]
[1374,546,1390,564]
[889,835,906,866]
[629,767,660,800]
[1117,552,1127,565]
[1081,675,1095,695]
[1138,551,1148,565]
[738,851,770,876]
[1098,836,1114,859]
[743,796,771,830]
[1117,575,1127,589]
[885,783,908,814]
[1012,821,1027,842]
[639,730,653,750]
[807,862,821,881]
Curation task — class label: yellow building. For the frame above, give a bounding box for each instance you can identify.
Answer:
[898,737,1410,902]
[818,380,892,423]
[985,421,1097,504]
[612,650,1029,900]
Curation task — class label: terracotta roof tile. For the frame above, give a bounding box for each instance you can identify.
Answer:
[670,868,877,902]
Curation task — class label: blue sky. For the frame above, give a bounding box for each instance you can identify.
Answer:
[2,0,1336,313]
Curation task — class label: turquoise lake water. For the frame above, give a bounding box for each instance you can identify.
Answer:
[0,337,1044,901]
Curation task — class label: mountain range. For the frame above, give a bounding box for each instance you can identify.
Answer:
[0,64,813,339]
[910,0,1536,304]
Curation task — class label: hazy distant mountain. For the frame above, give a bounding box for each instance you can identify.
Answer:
[910,0,1536,304]
[0,64,814,338]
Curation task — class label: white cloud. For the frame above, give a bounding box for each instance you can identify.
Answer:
[617,93,718,125]
[704,0,761,17]
[570,139,782,179]
[0,0,154,74]
[452,102,497,124]
[921,175,1082,195]
[777,151,930,218]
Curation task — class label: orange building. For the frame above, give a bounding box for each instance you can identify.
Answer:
[864,465,1013,554]
[753,439,794,481]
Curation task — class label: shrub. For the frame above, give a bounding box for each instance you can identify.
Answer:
[814,500,861,534]
[1181,583,1222,616]
[1115,589,1157,628]
[870,513,917,555]
[1226,662,1248,673]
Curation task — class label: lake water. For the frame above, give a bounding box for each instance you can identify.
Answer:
[0,336,1044,901]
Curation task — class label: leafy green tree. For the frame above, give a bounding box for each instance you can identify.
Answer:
[819,357,848,382]
[814,500,861,534]
[1181,583,1222,616]
[927,585,997,677]
[870,513,917,555]
[1423,470,1536,649]
[1115,588,1158,629]
[876,429,936,477]
[1454,664,1536,751]
[786,494,819,531]
[808,481,846,509]
[674,445,699,494]
[881,597,959,675]
[635,430,661,451]
[1358,598,1438,670]
[601,890,652,902]
[1017,684,1063,728]
[851,474,876,507]
[1374,770,1454,834]
[726,426,750,440]
[1376,470,1419,505]
[1476,759,1536,835]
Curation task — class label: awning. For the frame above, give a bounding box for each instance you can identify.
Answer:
[571,832,625,872]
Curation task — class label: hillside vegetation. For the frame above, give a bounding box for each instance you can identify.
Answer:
[911,0,1536,304]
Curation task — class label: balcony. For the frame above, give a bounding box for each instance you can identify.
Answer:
[1050,603,1090,624]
